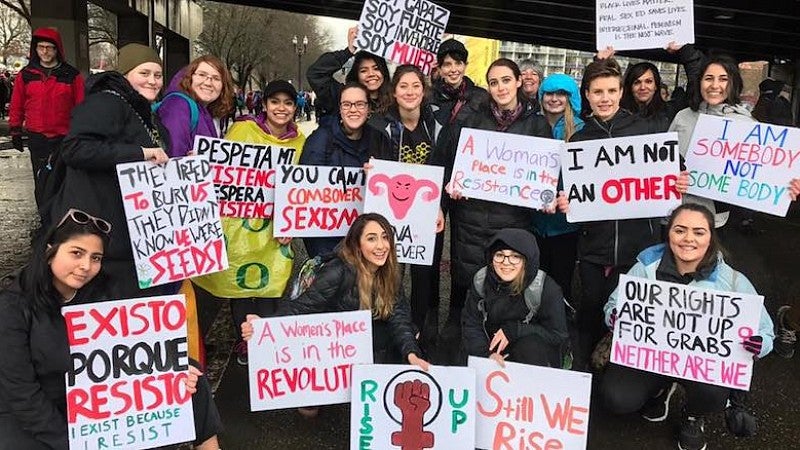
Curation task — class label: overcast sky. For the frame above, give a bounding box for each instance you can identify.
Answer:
[318,16,358,51]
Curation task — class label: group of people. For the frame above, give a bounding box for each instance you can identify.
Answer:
[3,21,800,450]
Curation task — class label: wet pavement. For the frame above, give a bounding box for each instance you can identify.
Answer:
[2,124,800,449]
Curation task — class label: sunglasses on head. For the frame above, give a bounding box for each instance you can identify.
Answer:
[56,208,112,234]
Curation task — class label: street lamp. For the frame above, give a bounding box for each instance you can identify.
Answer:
[292,35,309,91]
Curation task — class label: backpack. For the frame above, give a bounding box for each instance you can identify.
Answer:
[152,91,200,133]
[473,267,547,324]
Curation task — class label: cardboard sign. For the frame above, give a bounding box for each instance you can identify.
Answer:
[117,156,228,289]
[450,127,563,210]
[561,132,682,222]
[63,296,195,450]
[468,357,592,450]
[248,310,373,411]
[611,274,764,390]
[355,0,450,75]
[685,115,800,216]
[351,364,476,449]
[193,135,298,219]
[596,0,694,51]
[363,159,444,266]
[273,165,366,237]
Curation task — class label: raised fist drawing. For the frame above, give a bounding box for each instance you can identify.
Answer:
[390,379,434,450]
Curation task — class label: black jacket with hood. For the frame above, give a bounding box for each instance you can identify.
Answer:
[570,109,663,267]
[461,229,568,363]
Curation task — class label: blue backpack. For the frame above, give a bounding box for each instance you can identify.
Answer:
[152,91,200,132]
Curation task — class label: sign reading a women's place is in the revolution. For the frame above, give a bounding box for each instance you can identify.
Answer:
[364,159,443,266]
[685,115,800,216]
[596,0,694,51]
[193,135,297,219]
[449,127,563,211]
[560,132,682,222]
[273,165,366,237]
[350,364,476,450]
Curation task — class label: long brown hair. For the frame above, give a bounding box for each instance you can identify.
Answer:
[178,55,234,118]
[666,203,723,272]
[338,213,400,320]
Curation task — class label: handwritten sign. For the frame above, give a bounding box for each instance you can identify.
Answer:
[193,135,297,218]
[685,115,800,216]
[351,364,475,450]
[117,156,228,289]
[64,296,194,450]
[596,0,694,51]
[248,310,373,411]
[273,165,365,237]
[468,357,592,450]
[450,127,562,210]
[355,0,450,74]
[364,159,443,266]
[611,274,764,390]
[561,132,682,222]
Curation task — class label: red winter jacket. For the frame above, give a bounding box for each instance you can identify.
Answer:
[9,27,84,138]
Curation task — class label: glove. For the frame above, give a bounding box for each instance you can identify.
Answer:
[742,335,763,356]
[11,134,23,152]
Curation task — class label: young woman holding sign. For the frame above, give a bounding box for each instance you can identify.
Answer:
[600,203,774,450]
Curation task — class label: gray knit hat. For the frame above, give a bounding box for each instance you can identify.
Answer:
[117,43,162,75]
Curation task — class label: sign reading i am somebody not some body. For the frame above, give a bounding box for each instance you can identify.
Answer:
[355,0,450,75]
[64,296,194,450]
[351,364,476,450]
[193,135,297,219]
[248,310,373,411]
[117,156,228,289]
[364,159,444,266]
[596,0,694,51]
[273,165,365,237]
[468,357,592,450]
[611,274,764,390]
[450,127,562,210]
[685,115,800,216]
[560,132,682,222]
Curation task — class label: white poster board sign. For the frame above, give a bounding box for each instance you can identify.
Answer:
[64,296,195,450]
[611,274,764,390]
[560,132,682,222]
[685,114,800,216]
[364,159,444,266]
[596,0,694,51]
[117,156,228,288]
[450,127,563,210]
[350,364,476,449]
[248,310,373,411]
[468,357,592,450]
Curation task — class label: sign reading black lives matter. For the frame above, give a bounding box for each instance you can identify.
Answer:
[596,0,694,51]
[356,0,450,75]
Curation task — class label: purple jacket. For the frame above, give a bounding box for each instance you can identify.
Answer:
[158,68,218,157]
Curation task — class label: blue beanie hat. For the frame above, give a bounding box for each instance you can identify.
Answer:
[538,74,581,115]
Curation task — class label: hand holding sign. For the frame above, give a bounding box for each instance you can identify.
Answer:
[143,147,169,164]
[790,178,800,201]
[348,26,358,53]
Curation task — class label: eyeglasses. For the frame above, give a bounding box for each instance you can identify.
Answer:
[193,71,222,84]
[56,209,112,234]
[340,101,369,111]
[36,44,56,52]
[492,252,523,265]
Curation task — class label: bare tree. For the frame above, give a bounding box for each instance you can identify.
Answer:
[87,2,116,48]
[0,3,29,63]
[0,0,29,25]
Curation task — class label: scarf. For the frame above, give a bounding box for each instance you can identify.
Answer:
[491,101,524,132]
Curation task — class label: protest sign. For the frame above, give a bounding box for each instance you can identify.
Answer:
[117,156,228,289]
[351,364,475,450]
[596,0,694,51]
[355,0,450,74]
[193,135,298,219]
[450,127,562,210]
[363,159,444,265]
[611,274,764,390]
[248,310,373,411]
[468,357,592,450]
[64,296,194,450]
[685,115,800,216]
[560,132,682,222]
[273,165,365,237]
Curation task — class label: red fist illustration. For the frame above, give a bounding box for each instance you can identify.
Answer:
[390,379,434,450]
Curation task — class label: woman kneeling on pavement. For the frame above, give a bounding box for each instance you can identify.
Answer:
[600,203,773,450]
[462,228,569,368]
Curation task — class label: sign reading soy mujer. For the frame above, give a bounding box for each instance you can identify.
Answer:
[449,127,562,210]
[193,135,297,219]
[685,115,800,216]
[560,132,682,222]
[611,275,764,390]
[355,0,450,75]
[64,296,194,450]
[274,165,365,237]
